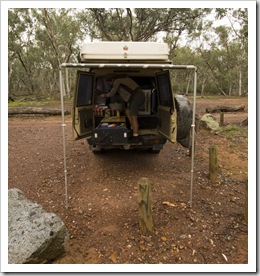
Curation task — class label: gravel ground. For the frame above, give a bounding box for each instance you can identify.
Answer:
[7,97,249,269]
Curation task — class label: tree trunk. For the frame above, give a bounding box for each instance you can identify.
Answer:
[200,54,227,96]
[8,63,13,97]
[238,69,242,96]
[17,52,35,95]
[185,73,191,95]
[65,68,71,98]
[201,76,207,97]
[229,84,232,96]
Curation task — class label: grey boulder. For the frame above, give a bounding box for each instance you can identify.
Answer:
[200,113,220,132]
[8,188,69,264]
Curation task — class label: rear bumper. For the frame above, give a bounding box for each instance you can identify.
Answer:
[87,133,167,150]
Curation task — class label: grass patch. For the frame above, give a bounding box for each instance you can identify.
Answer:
[8,101,44,107]
[8,97,73,107]
[222,124,241,132]
[221,124,247,142]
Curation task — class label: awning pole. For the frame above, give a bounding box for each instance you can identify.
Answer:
[190,67,197,208]
[59,62,197,210]
[59,66,68,209]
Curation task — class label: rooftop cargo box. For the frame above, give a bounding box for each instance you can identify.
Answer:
[80,41,169,62]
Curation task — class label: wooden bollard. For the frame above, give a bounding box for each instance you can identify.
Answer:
[220,112,225,126]
[209,145,218,181]
[138,178,153,235]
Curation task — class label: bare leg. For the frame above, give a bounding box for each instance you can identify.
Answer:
[125,108,133,128]
[125,108,139,135]
[131,115,139,135]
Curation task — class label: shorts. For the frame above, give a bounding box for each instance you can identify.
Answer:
[128,90,145,116]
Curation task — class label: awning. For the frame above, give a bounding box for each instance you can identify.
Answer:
[59,63,197,209]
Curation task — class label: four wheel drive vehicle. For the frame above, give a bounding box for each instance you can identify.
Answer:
[72,42,194,154]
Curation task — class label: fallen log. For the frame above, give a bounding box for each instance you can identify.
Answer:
[205,105,245,113]
[8,107,70,116]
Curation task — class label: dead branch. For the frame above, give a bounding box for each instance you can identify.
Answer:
[8,107,70,116]
[206,105,245,113]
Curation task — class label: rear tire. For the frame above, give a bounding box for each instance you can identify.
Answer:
[174,95,192,142]
[92,149,105,154]
[148,148,160,154]
[90,145,105,154]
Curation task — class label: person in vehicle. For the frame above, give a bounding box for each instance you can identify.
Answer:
[100,74,145,142]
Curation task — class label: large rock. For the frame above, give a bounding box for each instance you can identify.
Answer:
[8,188,69,264]
[200,113,220,132]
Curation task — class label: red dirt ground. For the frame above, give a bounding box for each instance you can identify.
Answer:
[8,96,249,267]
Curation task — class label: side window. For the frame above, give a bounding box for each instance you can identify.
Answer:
[155,71,173,108]
[76,72,94,107]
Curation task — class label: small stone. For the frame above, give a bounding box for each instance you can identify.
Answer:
[161,236,167,242]
[110,252,117,263]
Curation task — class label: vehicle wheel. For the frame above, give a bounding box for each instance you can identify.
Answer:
[90,145,105,154]
[92,149,105,154]
[148,148,160,154]
[174,95,192,141]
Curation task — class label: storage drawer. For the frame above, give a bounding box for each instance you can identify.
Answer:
[93,122,128,145]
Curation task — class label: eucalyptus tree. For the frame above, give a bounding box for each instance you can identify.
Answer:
[192,8,248,96]
[8,8,39,95]
[78,8,211,95]
[32,8,83,97]
[168,46,195,94]
[79,8,211,45]
[216,8,248,96]
[8,8,84,98]
[204,24,247,96]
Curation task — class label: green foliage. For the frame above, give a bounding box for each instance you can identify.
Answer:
[216,8,248,42]
[8,8,83,98]
[8,8,248,99]
[79,8,211,42]
[222,124,241,132]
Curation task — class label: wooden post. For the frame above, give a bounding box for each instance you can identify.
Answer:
[220,112,224,126]
[138,178,153,235]
[209,145,218,182]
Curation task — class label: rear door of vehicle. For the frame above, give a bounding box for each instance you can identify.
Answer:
[155,70,177,143]
[73,71,94,140]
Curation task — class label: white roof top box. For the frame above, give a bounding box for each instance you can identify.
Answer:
[80,41,170,62]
